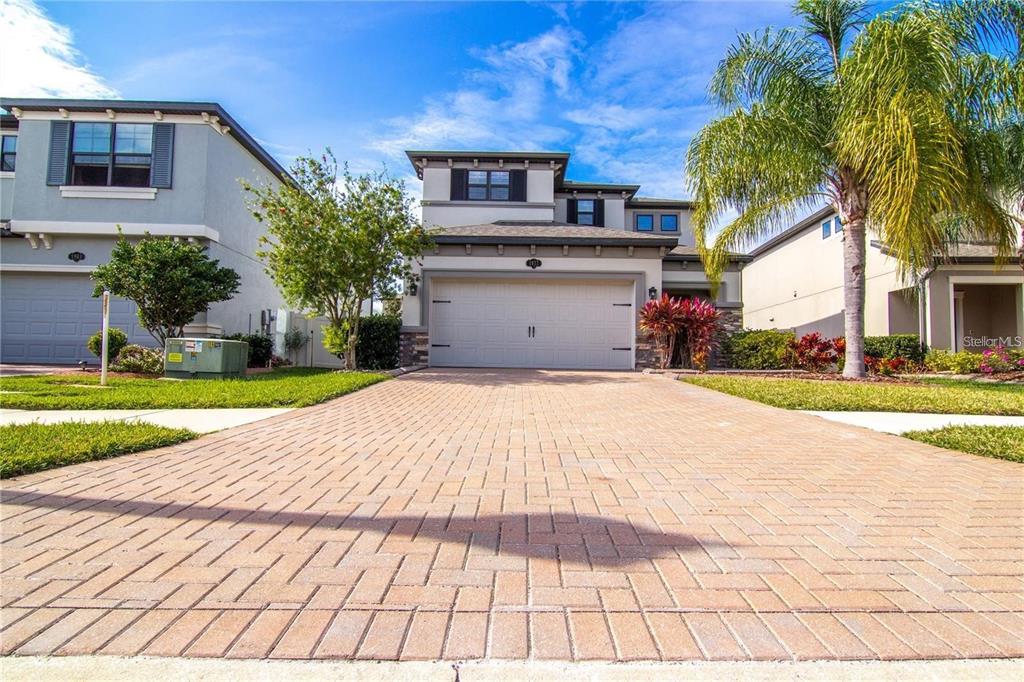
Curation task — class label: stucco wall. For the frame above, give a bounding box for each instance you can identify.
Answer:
[742,215,903,335]
[625,207,693,245]
[1,176,13,221]
[419,162,556,228]
[661,262,742,305]
[402,247,663,328]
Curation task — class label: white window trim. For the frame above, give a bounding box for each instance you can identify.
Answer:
[59,185,158,200]
[0,171,13,179]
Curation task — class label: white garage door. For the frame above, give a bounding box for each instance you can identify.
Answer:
[1,273,153,364]
[429,279,635,369]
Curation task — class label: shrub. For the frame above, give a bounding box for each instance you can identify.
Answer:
[640,295,722,371]
[725,329,795,369]
[640,295,688,369]
[864,334,926,364]
[111,345,164,374]
[86,328,128,364]
[865,356,912,376]
[787,332,840,372]
[980,345,1024,374]
[355,315,401,370]
[283,327,308,356]
[924,349,983,374]
[224,333,273,368]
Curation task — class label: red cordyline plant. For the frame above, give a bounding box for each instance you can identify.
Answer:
[639,294,687,369]
[639,294,722,371]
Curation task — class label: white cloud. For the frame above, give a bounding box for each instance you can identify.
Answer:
[370,26,582,157]
[0,0,117,98]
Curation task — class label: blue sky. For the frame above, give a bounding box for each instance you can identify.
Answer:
[4,0,812,198]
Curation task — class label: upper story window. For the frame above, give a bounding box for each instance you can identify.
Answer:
[577,199,595,225]
[71,122,153,187]
[468,170,510,201]
[635,214,654,231]
[833,216,843,233]
[821,218,832,239]
[0,135,15,172]
[660,214,678,231]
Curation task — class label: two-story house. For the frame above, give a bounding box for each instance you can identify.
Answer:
[742,206,1024,351]
[399,150,747,370]
[0,98,290,364]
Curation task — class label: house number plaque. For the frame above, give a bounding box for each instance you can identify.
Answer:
[526,258,542,269]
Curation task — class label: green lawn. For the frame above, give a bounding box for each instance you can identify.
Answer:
[0,422,197,478]
[904,425,1024,463]
[0,367,389,410]
[681,375,1024,415]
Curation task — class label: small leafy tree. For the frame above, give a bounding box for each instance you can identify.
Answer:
[243,150,431,369]
[91,235,240,345]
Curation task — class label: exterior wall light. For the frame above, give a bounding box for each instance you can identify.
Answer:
[648,286,657,300]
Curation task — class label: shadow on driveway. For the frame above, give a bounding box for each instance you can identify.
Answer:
[0,491,732,567]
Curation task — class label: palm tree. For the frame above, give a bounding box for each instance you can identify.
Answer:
[687,0,1020,377]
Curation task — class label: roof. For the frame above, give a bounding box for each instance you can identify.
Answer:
[430,221,679,247]
[0,98,291,183]
[874,240,1014,265]
[747,205,835,258]
[665,244,751,263]
[628,197,694,209]
[405,150,570,182]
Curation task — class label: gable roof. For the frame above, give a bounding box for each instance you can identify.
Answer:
[0,97,292,183]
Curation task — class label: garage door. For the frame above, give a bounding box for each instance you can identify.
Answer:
[1,273,153,364]
[429,279,635,369]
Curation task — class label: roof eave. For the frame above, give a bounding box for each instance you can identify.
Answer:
[432,235,678,247]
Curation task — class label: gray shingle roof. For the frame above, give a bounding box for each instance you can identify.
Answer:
[665,245,750,262]
[430,221,678,247]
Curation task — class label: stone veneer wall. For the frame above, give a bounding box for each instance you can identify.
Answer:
[712,308,743,368]
[399,330,429,367]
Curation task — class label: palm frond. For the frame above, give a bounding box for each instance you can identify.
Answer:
[794,0,869,68]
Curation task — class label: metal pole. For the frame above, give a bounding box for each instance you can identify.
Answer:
[100,290,110,386]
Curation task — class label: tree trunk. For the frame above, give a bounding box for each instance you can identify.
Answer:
[839,202,868,379]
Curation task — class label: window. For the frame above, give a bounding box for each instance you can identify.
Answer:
[577,199,595,225]
[1,135,16,172]
[635,214,654,231]
[660,214,678,231]
[467,170,510,201]
[70,122,153,187]
[821,219,831,239]
[833,216,843,233]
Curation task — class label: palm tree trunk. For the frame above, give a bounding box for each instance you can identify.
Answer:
[841,214,867,379]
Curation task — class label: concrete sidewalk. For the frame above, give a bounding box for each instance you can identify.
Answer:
[0,407,293,433]
[4,656,1021,682]
[803,410,1024,434]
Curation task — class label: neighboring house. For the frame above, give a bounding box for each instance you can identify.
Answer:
[0,98,290,364]
[399,150,747,370]
[742,206,1024,351]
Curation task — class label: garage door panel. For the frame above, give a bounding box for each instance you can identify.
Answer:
[1,273,155,363]
[430,278,634,370]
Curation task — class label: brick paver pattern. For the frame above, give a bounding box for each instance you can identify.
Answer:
[2,370,1022,661]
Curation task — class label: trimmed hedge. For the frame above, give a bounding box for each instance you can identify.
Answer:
[725,329,795,369]
[356,315,401,370]
[224,333,273,368]
[864,334,926,364]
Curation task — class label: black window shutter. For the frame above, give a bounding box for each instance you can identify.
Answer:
[151,123,175,189]
[510,169,527,201]
[595,199,605,227]
[567,199,578,224]
[46,121,72,186]
[450,168,468,200]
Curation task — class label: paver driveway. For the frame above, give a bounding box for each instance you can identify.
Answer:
[2,369,1022,661]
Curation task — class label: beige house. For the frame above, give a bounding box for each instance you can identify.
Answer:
[742,206,1024,351]
[399,150,748,370]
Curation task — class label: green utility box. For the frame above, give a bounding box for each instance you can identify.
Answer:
[164,338,249,379]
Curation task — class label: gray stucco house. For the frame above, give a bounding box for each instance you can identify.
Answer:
[0,98,290,364]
